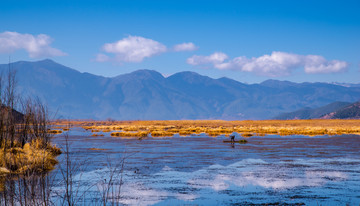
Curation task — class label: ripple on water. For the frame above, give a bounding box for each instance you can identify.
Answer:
[52,130,360,205]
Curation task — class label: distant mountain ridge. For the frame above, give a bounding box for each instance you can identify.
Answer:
[1,59,360,120]
[322,101,360,119]
[274,102,352,120]
[276,101,360,120]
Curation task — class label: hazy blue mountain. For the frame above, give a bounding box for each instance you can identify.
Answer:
[1,59,109,119]
[322,101,360,119]
[274,101,351,120]
[1,59,360,120]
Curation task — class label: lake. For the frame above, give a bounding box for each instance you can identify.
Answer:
[52,128,360,205]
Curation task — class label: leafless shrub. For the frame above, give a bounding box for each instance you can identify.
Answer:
[96,155,126,206]
[0,61,58,206]
[55,131,90,206]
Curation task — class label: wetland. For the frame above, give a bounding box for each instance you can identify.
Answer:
[48,120,360,205]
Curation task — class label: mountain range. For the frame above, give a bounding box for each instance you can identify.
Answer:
[321,101,360,119]
[1,59,360,120]
[274,101,354,120]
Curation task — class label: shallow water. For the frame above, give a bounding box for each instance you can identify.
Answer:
[52,128,360,205]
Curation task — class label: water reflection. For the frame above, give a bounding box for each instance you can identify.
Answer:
[71,157,358,205]
[51,130,360,205]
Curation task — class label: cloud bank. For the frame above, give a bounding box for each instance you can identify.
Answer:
[0,31,66,58]
[97,36,198,63]
[187,51,348,76]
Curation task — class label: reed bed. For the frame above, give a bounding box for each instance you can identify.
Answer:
[0,139,61,174]
[52,119,360,138]
[47,129,63,134]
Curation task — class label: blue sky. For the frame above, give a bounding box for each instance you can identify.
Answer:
[0,0,359,83]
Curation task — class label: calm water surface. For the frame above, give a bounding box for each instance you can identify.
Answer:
[52,128,360,205]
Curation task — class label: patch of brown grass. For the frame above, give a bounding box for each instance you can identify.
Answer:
[0,139,61,175]
[241,133,253,137]
[150,130,175,137]
[110,131,149,138]
[52,119,360,138]
[88,148,108,151]
[47,129,63,134]
[91,133,104,137]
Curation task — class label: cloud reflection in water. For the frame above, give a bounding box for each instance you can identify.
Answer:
[69,157,356,205]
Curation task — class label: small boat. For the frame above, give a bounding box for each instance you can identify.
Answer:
[223,139,247,143]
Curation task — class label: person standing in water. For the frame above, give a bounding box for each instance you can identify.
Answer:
[230,134,235,142]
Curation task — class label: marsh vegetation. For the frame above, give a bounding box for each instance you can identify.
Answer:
[53,119,360,138]
[0,66,62,205]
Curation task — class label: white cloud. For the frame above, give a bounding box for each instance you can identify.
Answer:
[186,52,228,66]
[0,31,66,58]
[304,55,348,74]
[95,53,110,62]
[99,35,167,63]
[173,42,198,52]
[187,51,348,77]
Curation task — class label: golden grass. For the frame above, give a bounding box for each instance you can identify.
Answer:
[241,133,254,137]
[0,139,61,175]
[91,133,104,137]
[47,129,63,134]
[110,131,149,138]
[150,130,175,137]
[88,148,108,151]
[52,119,360,138]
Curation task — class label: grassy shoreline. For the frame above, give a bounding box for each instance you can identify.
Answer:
[52,119,360,138]
[0,139,61,175]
